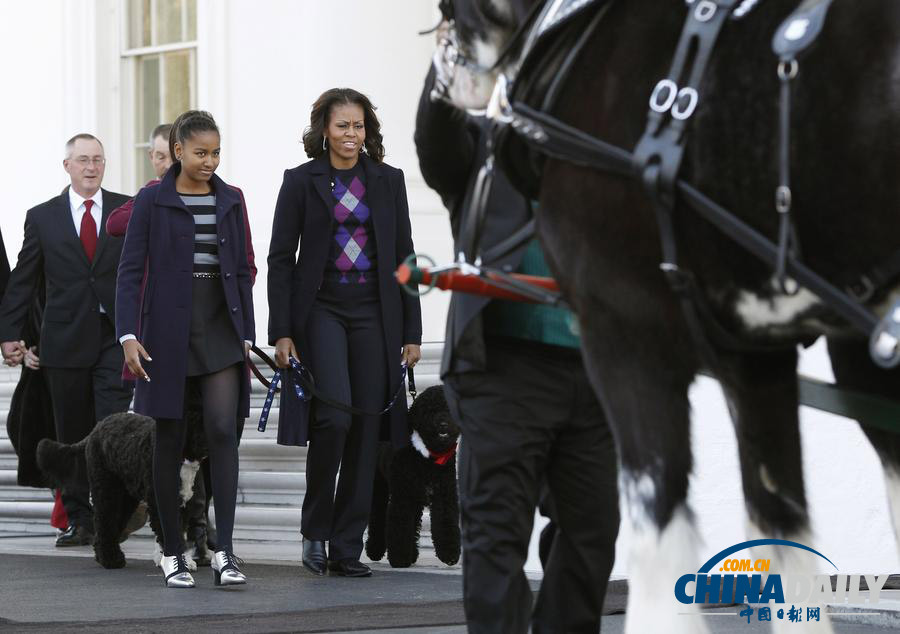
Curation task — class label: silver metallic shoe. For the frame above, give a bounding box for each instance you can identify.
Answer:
[212,550,247,586]
[161,553,195,588]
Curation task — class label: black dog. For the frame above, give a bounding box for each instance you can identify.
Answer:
[37,402,206,570]
[366,385,460,567]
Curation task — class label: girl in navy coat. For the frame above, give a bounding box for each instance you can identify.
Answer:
[116,111,254,588]
[267,89,422,577]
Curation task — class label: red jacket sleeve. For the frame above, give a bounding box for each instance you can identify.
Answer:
[231,186,257,286]
[107,179,160,237]
[106,198,134,237]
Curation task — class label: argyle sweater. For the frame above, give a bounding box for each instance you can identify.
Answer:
[322,163,378,290]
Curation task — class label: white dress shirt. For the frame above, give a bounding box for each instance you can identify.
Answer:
[68,188,103,238]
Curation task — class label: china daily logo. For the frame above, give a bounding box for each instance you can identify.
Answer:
[673,539,890,624]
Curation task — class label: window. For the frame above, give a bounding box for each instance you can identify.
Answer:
[122,0,197,186]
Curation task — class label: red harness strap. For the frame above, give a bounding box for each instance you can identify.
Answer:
[430,445,458,466]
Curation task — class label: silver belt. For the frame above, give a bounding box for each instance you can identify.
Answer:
[193,271,220,279]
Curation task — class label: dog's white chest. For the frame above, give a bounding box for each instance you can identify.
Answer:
[410,431,431,460]
[179,460,201,505]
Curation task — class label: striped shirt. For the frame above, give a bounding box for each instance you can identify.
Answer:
[180,193,219,273]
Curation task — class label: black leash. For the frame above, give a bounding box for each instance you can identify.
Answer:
[249,345,279,390]
[293,360,412,418]
[255,349,417,432]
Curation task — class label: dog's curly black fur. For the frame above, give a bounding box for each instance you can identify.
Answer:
[36,389,205,569]
[366,385,460,567]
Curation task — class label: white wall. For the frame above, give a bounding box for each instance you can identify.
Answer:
[0,2,68,259]
[0,1,896,579]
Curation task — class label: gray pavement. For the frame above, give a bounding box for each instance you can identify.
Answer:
[0,534,897,633]
[0,551,464,632]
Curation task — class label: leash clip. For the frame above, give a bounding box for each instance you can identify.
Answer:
[870,299,900,369]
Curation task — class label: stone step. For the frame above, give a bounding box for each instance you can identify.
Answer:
[0,491,438,551]
[0,487,49,502]
[0,500,56,534]
[0,427,305,471]
[0,472,307,507]
[238,438,306,472]
[0,470,49,501]
[0,382,16,403]
[237,470,305,505]
[0,441,18,471]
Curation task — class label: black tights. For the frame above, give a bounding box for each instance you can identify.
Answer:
[154,364,240,556]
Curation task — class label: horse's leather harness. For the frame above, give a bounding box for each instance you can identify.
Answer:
[444,0,900,369]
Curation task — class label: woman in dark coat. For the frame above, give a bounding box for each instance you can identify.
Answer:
[267,88,422,578]
[116,111,254,588]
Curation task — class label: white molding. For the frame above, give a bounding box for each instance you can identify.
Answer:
[62,0,99,137]
[120,40,199,57]
[94,0,125,191]
[196,0,228,176]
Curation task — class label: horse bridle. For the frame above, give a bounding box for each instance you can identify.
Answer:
[429,0,547,103]
[440,0,900,369]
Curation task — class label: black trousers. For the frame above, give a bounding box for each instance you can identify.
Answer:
[444,338,619,634]
[301,292,388,561]
[43,316,134,530]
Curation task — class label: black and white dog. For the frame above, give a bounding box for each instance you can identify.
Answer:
[37,402,206,570]
[366,385,461,567]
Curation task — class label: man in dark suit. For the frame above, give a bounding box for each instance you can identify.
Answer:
[0,133,134,546]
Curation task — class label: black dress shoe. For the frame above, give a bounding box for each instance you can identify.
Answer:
[302,539,327,576]
[55,525,94,547]
[328,558,372,577]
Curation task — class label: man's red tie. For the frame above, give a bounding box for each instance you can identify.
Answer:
[80,199,97,262]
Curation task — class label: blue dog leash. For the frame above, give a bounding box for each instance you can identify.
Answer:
[258,357,309,432]
[258,356,410,432]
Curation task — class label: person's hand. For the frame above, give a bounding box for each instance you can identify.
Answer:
[24,346,40,370]
[123,339,151,382]
[275,337,297,369]
[244,341,251,358]
[402,344,422,369]
[1,340,25,367]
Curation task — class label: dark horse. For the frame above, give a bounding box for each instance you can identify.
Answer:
[427,1,900,631]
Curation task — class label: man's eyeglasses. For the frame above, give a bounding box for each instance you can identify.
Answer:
[72,156,106,166]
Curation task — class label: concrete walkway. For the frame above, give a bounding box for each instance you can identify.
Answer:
[1,532,898,633]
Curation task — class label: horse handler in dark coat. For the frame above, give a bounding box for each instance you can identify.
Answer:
[415,65,620,633]
[116,111,254,588]
[267,88,422,578]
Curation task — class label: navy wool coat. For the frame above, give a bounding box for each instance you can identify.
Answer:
[267,154,422,448]
[116,165,255,420]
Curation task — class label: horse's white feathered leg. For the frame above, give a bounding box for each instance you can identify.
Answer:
[746,522,835,634]
[622,471,710,634]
